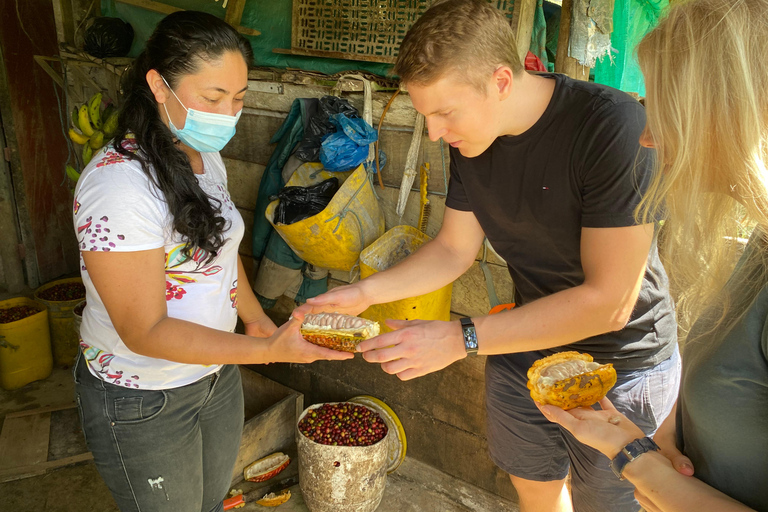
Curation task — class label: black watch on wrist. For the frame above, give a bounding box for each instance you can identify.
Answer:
[609,437,660,480]
[460,317,478,355]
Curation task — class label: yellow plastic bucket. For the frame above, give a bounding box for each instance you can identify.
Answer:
[0,297,52,390]
[359,225,452,333]
[34,277,84,367]
[266,163,385,272]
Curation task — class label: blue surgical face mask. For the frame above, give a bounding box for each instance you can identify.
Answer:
[161,75,241,153]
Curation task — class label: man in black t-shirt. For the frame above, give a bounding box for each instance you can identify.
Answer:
[300,1,680,511]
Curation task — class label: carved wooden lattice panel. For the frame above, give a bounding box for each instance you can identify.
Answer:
[290,0,517,63]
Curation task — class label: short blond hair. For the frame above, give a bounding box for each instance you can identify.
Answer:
[636,0,768,342]
[394,0,524,90]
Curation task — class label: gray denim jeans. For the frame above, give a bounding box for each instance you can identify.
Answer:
[74,353,244,512]
[486,345,681,512]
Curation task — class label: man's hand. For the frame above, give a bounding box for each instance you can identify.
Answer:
[295,283,372,317]
[357,319,466,380]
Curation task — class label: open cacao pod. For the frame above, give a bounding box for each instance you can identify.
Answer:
[257,490,291,507]
[527,351,617,410]
[243,452,290,482]
[300,312,380,352]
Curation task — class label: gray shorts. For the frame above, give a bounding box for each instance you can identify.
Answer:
[485,345,681,512]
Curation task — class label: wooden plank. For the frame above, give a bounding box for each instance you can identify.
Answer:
[554,0,590,80]
[510,0,538,64]
[5,403,76,419]
[33,56,64,89]
[231,393,301,484]
[115,0,182,16]
[51,0,76,45]
[224,0,247,27]
[273,47,397,65]
[236,26,260,37]
[0,413,51,469]
[0,453,93,483]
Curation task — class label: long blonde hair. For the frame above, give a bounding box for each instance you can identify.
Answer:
[637,0,768,342]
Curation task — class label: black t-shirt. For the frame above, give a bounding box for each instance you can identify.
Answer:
[446,73,677,370]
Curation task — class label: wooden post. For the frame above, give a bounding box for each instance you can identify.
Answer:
[555,0,591,80]
[224,0,247,27]
[510,0,538,64]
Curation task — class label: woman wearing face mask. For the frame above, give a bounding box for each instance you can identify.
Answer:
[536,0,768,511]
[72,11,352,512]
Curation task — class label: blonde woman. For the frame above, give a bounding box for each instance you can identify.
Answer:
[538,0,768,510]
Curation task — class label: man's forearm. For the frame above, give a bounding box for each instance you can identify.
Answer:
[359,236,476,305]
[473,282,633,355]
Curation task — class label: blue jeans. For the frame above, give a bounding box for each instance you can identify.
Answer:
[486,345,681,512]
[74,353,244,512]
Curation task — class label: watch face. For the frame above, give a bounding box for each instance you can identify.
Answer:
[462,323,478,352]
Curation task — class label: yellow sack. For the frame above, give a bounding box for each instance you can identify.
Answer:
[266,163,384,272]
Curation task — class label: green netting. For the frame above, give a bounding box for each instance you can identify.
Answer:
[100,0,393,76]
[594,0,667,96]
[101,0,662,94]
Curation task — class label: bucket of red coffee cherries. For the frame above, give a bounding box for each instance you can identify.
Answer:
[296,402,389,512]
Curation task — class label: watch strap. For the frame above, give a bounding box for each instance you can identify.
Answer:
[609,437,660,480]
[460,317,478,355]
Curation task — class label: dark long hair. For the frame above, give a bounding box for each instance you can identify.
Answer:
[113,11,253,263]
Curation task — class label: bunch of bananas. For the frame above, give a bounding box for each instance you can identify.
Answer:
[67,92,119,181]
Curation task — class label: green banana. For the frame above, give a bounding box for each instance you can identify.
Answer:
[89,131,104,149]
[88,92,103,130]
[66,164,81,183]
[71,107,81,132]
[102,104,116,122]
[68,127,90,145]
[78,104,95,137]
[82,144,93,166]
[102,110,119,137]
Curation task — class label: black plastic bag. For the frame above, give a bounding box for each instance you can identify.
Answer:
[295,96,359,162]
[271,178,340,225]
[83,17,134,59]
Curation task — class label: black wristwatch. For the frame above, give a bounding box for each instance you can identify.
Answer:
[609,437,660,480]
[460,317,478,355]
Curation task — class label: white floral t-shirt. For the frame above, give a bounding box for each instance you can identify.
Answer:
[73,137,244,390]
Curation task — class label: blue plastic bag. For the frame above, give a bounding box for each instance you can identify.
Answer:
[320,113,379,173]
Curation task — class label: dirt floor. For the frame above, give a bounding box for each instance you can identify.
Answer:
[0,367,519,512]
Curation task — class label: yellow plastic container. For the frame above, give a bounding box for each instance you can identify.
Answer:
[359,225,452,333]
[0,297,53,390]
[34,277,84,367]
[266,163,385,272]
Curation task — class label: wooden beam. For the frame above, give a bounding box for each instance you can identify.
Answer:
[554,0,590,80]
[236,26,260,37]
[224,0,247,27]
[510,0,537,64]
[51,0,76,45]
[115,0,182,16]
[33,56,64,89]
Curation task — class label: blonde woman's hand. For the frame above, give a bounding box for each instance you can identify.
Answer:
[296,283,372,317]
[265,314,354,364]
[652,405,695,477]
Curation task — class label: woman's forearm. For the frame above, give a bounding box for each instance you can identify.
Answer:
[622,451,755,512]
[129,316,274,365]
